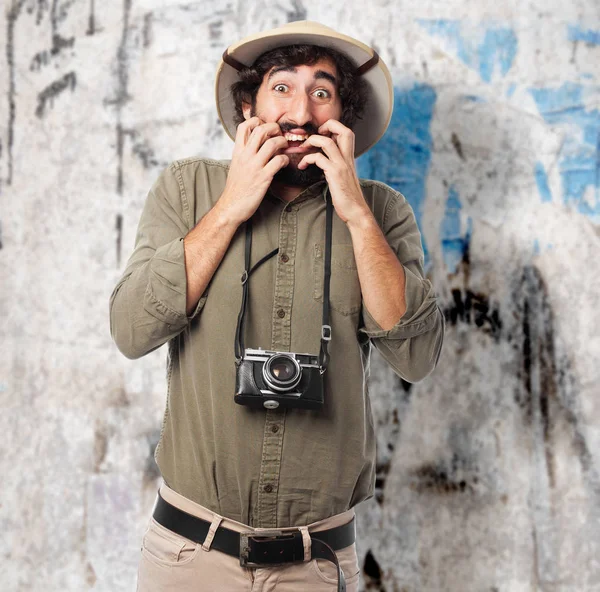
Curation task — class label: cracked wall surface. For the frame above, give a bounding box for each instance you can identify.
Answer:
[1,1,599,590]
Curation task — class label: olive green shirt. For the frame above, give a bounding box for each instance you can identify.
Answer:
[109,157,444,528]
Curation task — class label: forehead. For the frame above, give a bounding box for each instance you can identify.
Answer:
[263,58,338,84]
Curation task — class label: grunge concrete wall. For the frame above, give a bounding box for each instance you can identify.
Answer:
[2,1,599,591]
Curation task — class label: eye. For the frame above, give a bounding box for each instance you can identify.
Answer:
[313,89,331,99]
[273,84,288,93]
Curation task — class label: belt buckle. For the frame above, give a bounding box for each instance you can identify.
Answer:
[239,529,301,568]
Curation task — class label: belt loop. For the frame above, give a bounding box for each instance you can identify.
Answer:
[202,513,224,551]
[298,526,311,562]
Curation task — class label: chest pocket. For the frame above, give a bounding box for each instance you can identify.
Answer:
[313,242,362,316]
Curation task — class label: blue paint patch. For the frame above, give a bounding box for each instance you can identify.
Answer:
[439,187,472,274]
[533,239,540,256]
[463,94,486,102]
[417,19,518,82]
[530,82,600,221]
[534,162,552,203]
[568,25,600,46]
[357,84,437,267]
[506,83,517,98]
[478,27,518,83]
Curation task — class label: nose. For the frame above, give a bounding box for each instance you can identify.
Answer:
[286,91,313,127]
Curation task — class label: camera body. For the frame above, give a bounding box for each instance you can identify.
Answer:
[235,348,324,410]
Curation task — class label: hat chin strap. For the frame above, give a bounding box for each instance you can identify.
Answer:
[222,49,379,76]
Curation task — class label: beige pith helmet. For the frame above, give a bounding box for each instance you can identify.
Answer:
[215,20,394,158]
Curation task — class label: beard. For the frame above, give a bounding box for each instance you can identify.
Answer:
[250,107,326,188]
[272,156,325,187]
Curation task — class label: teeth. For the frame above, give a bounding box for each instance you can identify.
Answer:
[284,133,308,142]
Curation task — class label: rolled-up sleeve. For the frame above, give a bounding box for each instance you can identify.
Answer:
[358,191,445,383]
[109,162,207,359]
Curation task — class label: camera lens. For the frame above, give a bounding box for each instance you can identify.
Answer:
[271,359,295,380]
[263,354,302,392]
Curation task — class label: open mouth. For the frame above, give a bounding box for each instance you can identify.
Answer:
[285,132,311,146]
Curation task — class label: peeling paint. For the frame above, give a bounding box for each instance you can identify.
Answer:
[417,19,518,82]
[568,24,600,46]
[529,82,600,221]
[357,84,437,266]
[440,186,472,274]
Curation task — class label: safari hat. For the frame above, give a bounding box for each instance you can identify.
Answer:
[215,20,393,157]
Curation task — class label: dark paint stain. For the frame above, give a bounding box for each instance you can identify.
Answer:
[443,289,502,341]
[85,562,97,586]
[144,430,162,485]
[115,213,123,267]
[286,0,307,22]
[515,267,558,486]
[86,0,96,36]
[374,462,391,505]
[513,265,600,495]
[116,124,124,195]
[208,19,222,46]
[30,34,74,71]
[93,423,108,472]
[35,71,77,118]
[399,376,412,392]
[30,0,75,69]
[451,132,465,160]
[124,128,162,169]
[109,0,133,195]
[6,1,27,186]
[30,51,50,71]
[363,550,384,590]
[142,12,153,47]
[51,32,75,56]
[410,453,479,494]
[36,0,50,26]
[53,0,78,26]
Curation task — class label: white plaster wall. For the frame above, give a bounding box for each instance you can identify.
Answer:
[1,1,599,590]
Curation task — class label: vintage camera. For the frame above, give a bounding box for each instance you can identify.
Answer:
[235,348,324,410]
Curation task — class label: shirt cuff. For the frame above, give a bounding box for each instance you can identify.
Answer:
[144,237,206,324]
[360,263,439,340]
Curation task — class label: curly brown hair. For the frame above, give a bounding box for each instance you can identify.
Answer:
[230,44,369,129]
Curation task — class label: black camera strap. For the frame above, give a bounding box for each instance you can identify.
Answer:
[234,192,334,374]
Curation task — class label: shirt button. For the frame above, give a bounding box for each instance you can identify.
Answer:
[277,309,286,318]
[264,484,273,493]
[284,204,293,212]
[280,253,289,263]
[271,425,279,433]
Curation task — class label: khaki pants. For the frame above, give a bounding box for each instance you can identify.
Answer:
[137,483,361,591]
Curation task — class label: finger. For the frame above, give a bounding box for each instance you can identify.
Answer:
[318,119,355,160]
[301,135,343,164]
[263,153,290,177]
[246,122,283,153]
[235,116,261,144]
[256,135,289,163]
[297,152,331,171]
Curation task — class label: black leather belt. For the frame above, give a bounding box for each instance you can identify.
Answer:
[153,492,355,592]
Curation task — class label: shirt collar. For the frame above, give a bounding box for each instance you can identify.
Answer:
[266,179,328,205]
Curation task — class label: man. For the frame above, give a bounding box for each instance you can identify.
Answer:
[110,20,444,592]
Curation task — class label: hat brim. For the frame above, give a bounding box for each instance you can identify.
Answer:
[215,22,393,158]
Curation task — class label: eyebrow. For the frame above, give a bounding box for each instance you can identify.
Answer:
[267,66,337,86]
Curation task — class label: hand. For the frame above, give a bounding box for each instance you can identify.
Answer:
[297,120,370,225]
[216,117,289,225]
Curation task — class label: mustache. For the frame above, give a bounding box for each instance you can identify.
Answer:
[278,122,319,135]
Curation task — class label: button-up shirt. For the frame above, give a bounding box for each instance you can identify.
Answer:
[109,157,444,528]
